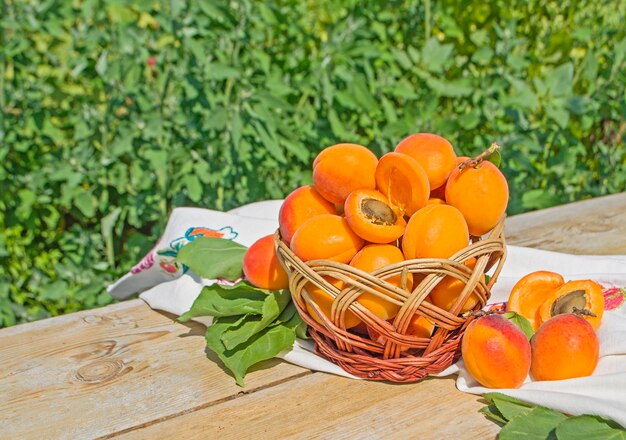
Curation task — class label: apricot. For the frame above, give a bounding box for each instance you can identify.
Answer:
[538,280,604,330]
[349,244,412,320]
[290,214,364,263]
[406,314,434,338]
[507,271,565,331]
[313,143,378,205]
[445,160,509,236]
[425,197,445,206]
[462,314,531,388]
[530,314,599,381]
[304,277,361,329]
[395,133,457,190]
[243,235,289,290]
[278,185,336,245]
[429,267,484,314]
[344,189,406,243]
[402,204,469,260]
[375,152,430,216]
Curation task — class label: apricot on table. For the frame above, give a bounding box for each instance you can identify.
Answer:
[344,189,406,243]
[538,280,604,330]
[290,214,364,263]
[395,133,457,190]
[349,244,412,321]
[445,160,509,237]
[531,313,599,381]
[375,152,430,216]
[243,235,289,290]
[402,204,469,260]
[507,271,565,331]
[313,143,378,205]
[279,185,336,245]
[304,277,361,329]
[462,314,531,388]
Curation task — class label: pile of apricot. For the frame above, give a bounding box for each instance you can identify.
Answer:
[461,271,604,388]
[244,133,509,338]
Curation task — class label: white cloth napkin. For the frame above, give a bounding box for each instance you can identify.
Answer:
[107,201,626,427]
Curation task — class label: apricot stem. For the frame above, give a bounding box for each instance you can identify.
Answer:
[572,307,598,318]
[459,142,501,172]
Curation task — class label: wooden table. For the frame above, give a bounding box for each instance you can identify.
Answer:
[2,193,625,439]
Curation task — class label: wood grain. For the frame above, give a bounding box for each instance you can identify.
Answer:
[2,193,625,440]
[0,299,309,439]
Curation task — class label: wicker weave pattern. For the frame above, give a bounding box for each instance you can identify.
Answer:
[275,219,506,382]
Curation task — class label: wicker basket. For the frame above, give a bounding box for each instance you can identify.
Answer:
[274,218,507,382]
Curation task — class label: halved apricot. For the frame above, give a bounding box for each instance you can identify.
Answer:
[290,214,364,263]
[313,143,378,205]
[402,204,469,260]
[538,280,604,330]
[375,152,430,216]
[395,133,457,190]
[507,271,565,331]
[349,244,412,321]
[344,189,406,243]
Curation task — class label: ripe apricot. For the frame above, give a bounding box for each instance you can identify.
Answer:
[531,314,599,381]
[290,214,364,263]
[462,314,531,388]
[507,271,565,331]
[313,143,378,205]
[425,197,445,206]
[304,277,361,329]
[243,235,289,290]
[395,133,457,190]
[349,244,412,320]
[402,204,469,260]
[375,152,430,216]
[445,160,509,236]
[406,314,434,338]
[538,280,604,330]
[344,189,406,243]
[429,265,484,313]
[279,185,336,245]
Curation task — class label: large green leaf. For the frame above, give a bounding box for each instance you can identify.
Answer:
[176,237,247,281]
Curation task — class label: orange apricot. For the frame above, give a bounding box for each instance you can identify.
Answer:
[350,244,412,320]
[279,185,336,245]
[304,277,361,329]
[313,143,378,205]
[538,280,604,330]
[375,152,430,216]
[344,189,406,243]
[445,160,509,236]
[243,235,289,290]
[402,204,469,260]
[507,271,565,331]
[429,269,484,314]
[290,214,364,263]
[462,314,531,388]
[406,314,434,338]
[395,133,457,190]
[425,197,445,206]
[530,313,599,381]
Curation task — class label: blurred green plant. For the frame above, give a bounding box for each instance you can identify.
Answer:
[1,0,625,327]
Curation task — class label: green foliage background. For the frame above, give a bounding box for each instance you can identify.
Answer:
[1,0,625,327]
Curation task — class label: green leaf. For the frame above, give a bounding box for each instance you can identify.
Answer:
[555,415,626,439]
[95,50,108,76]
[205,316,296,386]
[546,62,574,97]
[486,149,502,168]
[176,237,247,280]
[499,407,567,440]
[479,404,508,425]
[178,283,268,321]
[220,290,291,349]
[421,38,453,73]
[503,311,535,340]
[74,190,96,217]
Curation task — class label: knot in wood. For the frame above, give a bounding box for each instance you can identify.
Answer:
[75,359,125,384]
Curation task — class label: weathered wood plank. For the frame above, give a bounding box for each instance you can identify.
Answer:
[0,299,310,439]
[119,374,497,440]
[505,193,626,255]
